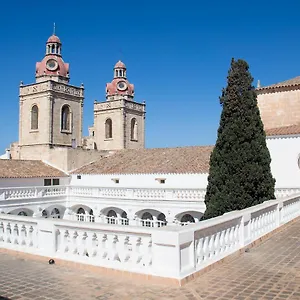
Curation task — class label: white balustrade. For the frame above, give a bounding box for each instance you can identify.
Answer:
[1,193,300,281]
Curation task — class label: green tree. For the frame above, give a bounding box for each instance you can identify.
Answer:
[203,58,275,220]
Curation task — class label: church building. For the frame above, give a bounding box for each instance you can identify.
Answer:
[9,32,145,171]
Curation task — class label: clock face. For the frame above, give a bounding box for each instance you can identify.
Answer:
[117,81,127,91]
[46,59,58,71]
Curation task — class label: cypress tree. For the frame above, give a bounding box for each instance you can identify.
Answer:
[203,58,275,220]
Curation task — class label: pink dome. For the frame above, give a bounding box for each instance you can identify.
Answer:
[47,35,61,44]
[36,55,69,78]
[106,79,134,96]
[114,60,126,69]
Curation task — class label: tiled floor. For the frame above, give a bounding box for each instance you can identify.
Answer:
[1,219,300,299]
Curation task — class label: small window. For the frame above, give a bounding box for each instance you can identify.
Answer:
[111,178,119,184]
[105,118,113,139]
[31,105,39,130]
[52,179,60,186]
[155,178,166,184]
[77,175,82,179]
[44,179,51,186]
[61,105,71,131]
[92,131,95,137]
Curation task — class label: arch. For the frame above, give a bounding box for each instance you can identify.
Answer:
[18,211,28,216]
[61,105,71,131]
[157,213,166,222]
[77,207,85,215]
[121,211,127,219]
[31,105,39,130]
[105,118,112,139]
[107,210,117,217]
[181,214,195,223]
[141,212,153,220]
[8,208,34,217]
[130,118,138,141]
[51,208,60,219]
[42,210,48,218]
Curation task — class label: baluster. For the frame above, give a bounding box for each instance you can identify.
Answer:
[131,236,143,264]
[219,230,226,253]
[88,233,98,257]
[78,231,88,257]
[213,232,221,256]
[5,222,11,243]
[140,236,152,267]
[107,234,119,262]
[70,230,79,255]
[195,238,203,264]
[98,234,108,259]
[117,235,130,263]
[0,222,4,242]
[12,224,19,245]
[202,236,209,261]
[20,225,27,246]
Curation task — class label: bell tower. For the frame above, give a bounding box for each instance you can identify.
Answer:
[18,30,84,149]
[91,60,145,150]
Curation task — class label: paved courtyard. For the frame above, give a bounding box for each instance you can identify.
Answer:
[1,219,300,300]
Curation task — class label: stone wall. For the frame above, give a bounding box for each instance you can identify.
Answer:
[257,86,300,129]
[11,144,109,172]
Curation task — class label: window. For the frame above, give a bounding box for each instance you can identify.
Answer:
[77,175,82,179]
[105,118,112,139]
[52,178,60,186]
[155,178,166,184]
[44,179,51,186]
[61,105,71,131]
[92,131,95,137]
[131,118,138,141]
[111,178,119,184]
[31,105,39,130]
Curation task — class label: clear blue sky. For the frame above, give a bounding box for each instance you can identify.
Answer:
[0,0,299,152]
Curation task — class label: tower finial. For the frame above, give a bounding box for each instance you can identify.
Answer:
[53,22,56,35]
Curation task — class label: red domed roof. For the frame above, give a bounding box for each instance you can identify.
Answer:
[36,55,69,78]
[47,35,61,44]
[114,60,126,69]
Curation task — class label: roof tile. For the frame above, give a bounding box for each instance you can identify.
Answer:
[265,124,300,136]
[72,146,214,175]
[0,160,68,178]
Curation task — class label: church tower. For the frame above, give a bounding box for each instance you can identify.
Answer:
[91,61,145,150]
[18,31,84,149]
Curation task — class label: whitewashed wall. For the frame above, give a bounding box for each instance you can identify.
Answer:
[70,173,208,189]
[0,177,70,187]
[266,136,300,187]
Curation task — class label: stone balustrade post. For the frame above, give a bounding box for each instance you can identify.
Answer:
[37,219,56,256]
[277,202,283,226]
[152,229,195,278]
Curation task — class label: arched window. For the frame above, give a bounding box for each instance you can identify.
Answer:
[31,105,39,130]
[131,118,138,141]
[61,105,71,131]
[181,214,195,223]
[105,118,112,139]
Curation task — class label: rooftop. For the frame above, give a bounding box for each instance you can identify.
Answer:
[257,75,300,91]
[72,146,214,175]
[265,124,300,137]
[0,160,68,179]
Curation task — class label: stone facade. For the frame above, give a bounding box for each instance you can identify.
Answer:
[19,81,84,147]
[257,82,300,130]
[93,99,145,150]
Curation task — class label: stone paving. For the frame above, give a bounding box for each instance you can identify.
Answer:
[2,219,300,300]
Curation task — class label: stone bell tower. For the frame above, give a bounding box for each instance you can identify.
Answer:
[91,61,146,150]
[18,30,84,149]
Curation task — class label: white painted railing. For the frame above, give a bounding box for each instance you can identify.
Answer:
[1,193,300,282]
[0,185,298,203]
[0,186,67,200]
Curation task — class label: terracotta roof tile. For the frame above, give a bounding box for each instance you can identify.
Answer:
[265,124,300,136]
[72,146,214,175]
[257,76,300,91]
[0,160,68,178]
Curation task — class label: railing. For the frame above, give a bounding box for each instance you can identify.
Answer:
[0,185,298,203]
[0,186,67,200]
[69,186,207,202]
[0,193,300,282]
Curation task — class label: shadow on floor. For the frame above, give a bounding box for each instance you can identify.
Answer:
[0,297,11,300]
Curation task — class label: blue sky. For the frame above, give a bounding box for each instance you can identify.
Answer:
[0,0,299,151]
